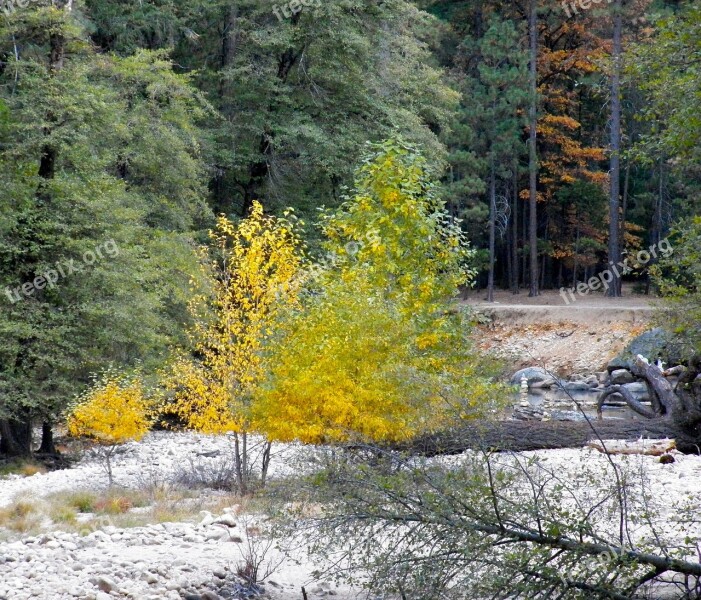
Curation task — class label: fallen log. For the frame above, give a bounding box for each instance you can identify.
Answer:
[403,418,688,456]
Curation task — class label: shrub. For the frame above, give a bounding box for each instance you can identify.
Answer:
[67,370,151,485]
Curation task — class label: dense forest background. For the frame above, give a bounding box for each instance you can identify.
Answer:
[1,0,700,452]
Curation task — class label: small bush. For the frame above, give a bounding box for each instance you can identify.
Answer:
[63,491,98,513]
[67,370,151,485]
[94,495,134,515]
[0,460,47,478]
[172,457,238,491]
[50,505,77,525]
[0,500,39,533]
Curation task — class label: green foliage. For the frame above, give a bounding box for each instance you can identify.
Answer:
[84,0,459,219]
[629,4,701,170]
[442,15,528,245]
[651,216,701,355]
[0,8,210,426]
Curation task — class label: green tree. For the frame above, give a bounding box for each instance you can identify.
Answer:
[0,4,210,455]
[442,15,528,300]
[652,216,701,355]
[83,0,459,220]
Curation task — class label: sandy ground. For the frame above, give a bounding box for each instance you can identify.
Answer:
[464,288,655,374]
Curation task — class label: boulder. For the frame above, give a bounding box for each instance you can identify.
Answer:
[610,369,635,385]
[530,378,557,389]
[510,367,555,386]
[608,328,683,372]
[564,381,590,392]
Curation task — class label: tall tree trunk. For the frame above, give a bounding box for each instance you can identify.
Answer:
[607,0,623,297]
[0,419,32,456]
[211,5,239,215]
[646,159,665,295]
[619,159,631,262]
[528,0,539,297]
[511,158,519,294]
[487,161,496,302]
[540,214,549,289]
[572,223,580,288]
[522,189,528,287]
[38,421,56,454]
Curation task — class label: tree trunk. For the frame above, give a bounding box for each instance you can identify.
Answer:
[597,355,701,453]
[234,432,247,495]
[487,162,496,302]
[260,441,272,489]
[619,159,630,263]
[528,0,539,298]
[400,418,679,457]
[0,418,32,456]
[607,0,623,297]
[38,421,56,455]
[511,158,519,294]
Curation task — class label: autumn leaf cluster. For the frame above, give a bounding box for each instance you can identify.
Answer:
[66,371,150,446]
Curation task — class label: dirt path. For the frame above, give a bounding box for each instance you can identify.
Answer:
[465,288,657,374]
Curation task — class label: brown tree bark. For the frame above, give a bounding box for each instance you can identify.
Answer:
[527,0,539,298]
[487,161,496,302]
[607,0,623,297]
[0,419,32,456]
[511,157,519,294]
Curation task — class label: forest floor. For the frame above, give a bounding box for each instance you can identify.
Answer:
[464,286,656,374]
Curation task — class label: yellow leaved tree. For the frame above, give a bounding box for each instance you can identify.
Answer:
[67,371,150,485]
[254,140,502,444]
[162,201,304,493]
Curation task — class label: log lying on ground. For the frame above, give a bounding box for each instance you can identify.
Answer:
[586,438,676,456]
[401,418,684,456]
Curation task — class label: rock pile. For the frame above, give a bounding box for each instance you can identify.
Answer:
[0,511,249,600]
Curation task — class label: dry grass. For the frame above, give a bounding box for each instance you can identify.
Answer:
[33,485,245,535]
[0,477,261,543]
[0,500,41,534]
[0,459,47,478]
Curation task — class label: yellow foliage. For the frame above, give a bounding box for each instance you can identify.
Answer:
[162,201,304,434]
[254,140,501,444]
[67,373,150,445]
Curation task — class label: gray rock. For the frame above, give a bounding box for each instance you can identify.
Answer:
[213,514,237,528]
[608,328,683,371]
[610,369,635,384]
[564,381,590,391]
[512,406,544,421]
[204,528,226,541]
[510,367,554,386]
[530,378,557,389]
[622,381,650,401]
[549,410,588,422]
[95,576,118,594]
